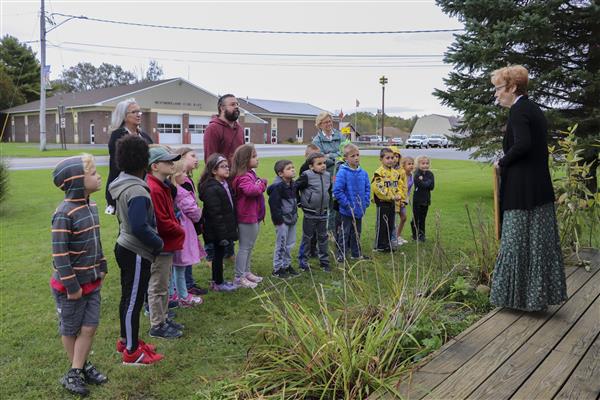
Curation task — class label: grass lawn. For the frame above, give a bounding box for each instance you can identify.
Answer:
[0,142,108,158]
[0,156,494,398]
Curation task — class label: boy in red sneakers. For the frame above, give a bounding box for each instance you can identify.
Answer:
[51,154,108,395]
[108,136,165,365]
[146,146,186,339]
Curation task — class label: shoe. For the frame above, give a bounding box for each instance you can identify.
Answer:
[322,265,332,273]
[244,271,263,283]
[122,344,163,365]
[179,293,203,307]
[149,322,182,339]
[285,266,300,277]
[398,237,408,245]
[104,205,115,215]
[336,255,344,263]
[300,264,311,272]
[168,299,179,309]
[82,361,108,385]
[117,339,157,354]
[60,369,89,396]
[272,269,289,279]
[234,276,258,289]
[211,281,238,292]
[143,303,149,316]
[188,286,208,295]
[350,255,371,260]
[373,247,391,253]
[166,318,185,330]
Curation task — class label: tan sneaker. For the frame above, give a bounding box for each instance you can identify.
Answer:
[234,276,257,289]
[244,271,263,283]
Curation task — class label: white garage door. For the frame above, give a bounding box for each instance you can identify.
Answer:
[157,114,182,144]
[189,116,210,145]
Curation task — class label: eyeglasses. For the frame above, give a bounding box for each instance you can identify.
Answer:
[128,110,143,115]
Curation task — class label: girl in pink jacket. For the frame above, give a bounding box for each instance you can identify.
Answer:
[172,159,206,307]
[231,144,267,288]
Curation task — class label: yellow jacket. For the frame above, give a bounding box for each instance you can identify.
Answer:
[397,168,408,210]
[371,165,401,205]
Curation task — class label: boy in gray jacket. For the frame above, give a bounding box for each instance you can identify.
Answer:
[108,136,164,365]
[296,152,331,272]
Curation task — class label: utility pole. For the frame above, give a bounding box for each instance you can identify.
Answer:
[379,75,388,143]
[39,0,47,151]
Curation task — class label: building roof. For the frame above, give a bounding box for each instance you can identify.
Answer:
[243,98,328,116]
[2,79,177,114]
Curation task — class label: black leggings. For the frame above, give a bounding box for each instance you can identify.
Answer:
[411,203,429,240]
[115,244,151,353]
[209,242,226,285]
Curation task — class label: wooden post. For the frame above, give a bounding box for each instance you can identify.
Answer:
[493,166,501,240]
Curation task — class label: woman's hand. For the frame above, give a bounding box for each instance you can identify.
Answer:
[494,160,501,174]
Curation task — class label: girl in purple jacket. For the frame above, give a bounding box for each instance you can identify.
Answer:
[172,160,206,307]
[231,144,267,289]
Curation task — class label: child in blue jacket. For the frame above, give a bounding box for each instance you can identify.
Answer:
[333,143,370,262]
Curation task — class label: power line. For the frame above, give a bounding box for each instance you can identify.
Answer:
[48,12,464,35]
[60,41,444,59]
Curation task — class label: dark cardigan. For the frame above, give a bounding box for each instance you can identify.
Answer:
[498,96,555,211]
[105,127,153,207]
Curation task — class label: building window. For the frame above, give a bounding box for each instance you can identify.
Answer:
[189,124,206,135]
[157,123,181,134]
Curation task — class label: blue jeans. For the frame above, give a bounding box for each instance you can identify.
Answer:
[172,265,189,299]
[184,265,195,289]
[337,214,362,258]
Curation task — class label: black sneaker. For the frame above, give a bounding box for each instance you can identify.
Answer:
[286,266,300,277]
[272,269,289,279]
[350,255,371,260]
[300,264,311,272]
[336,255,344,263]
[83,361,108,385]
[60,368,89,396]
[168,299,179,309]
[166,318,184,330]
[322,265,332,273]
[149,322,182,339]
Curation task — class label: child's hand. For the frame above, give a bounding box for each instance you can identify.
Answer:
[68,288,83,300]
[100,272,106,280]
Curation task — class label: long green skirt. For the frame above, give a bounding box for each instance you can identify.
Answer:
[490,202,568,312]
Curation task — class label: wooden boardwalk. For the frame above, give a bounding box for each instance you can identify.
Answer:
[392,249,600,400]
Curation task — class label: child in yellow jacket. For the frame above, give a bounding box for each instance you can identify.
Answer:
[371,148,402,252]
[389,146,408,246]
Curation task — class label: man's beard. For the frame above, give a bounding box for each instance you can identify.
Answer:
[224,109,240,122]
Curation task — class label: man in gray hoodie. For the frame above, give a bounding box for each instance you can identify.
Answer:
[108,135,165,365]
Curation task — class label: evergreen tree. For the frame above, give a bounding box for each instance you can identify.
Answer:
[434,0,599,161]
[0,35,40,103]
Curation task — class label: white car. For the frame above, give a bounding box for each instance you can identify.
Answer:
[405,134,429,149]
[391,137,404,145]
[428,134,449,148]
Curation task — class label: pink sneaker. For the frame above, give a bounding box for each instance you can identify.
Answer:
[244,271,263,283]
[234,276,257,289]
[179,293,203,307]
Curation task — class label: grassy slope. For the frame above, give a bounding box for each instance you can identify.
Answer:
[0,156,492,398]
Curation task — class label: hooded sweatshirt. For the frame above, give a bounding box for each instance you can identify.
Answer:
[50,156,107,295]
[109,172,163,262]
[203,115,244,163]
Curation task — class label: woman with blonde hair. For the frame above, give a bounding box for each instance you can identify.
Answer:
[490,65,567,311]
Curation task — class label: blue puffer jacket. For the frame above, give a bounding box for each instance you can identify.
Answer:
[333,163,370,219]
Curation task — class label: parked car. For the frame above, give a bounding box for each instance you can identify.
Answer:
[391,137,404,145]
[428,134,449,148]
[405,134,429,149]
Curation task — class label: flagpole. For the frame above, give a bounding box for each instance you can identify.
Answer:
[354,101,357,141]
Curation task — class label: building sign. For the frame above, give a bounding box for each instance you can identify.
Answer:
[154,100,202,109]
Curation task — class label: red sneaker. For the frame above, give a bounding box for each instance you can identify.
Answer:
[116,339,157,354]
[122,344,163,365]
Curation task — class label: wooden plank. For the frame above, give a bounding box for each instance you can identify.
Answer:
[422,266,596,400]
[553,335,600,400]
[469,291,600,400]
[393,266,582,400]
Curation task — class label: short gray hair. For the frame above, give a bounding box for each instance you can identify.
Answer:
[111,98,137,130]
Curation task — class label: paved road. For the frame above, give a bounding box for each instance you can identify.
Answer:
[6,144,482,170]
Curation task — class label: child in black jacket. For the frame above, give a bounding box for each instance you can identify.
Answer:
[411,156,435,242]
[198,154,239,292]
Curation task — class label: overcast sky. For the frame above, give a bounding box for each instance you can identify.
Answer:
[1,0,463,118]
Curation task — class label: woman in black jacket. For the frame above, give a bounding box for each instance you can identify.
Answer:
[490,65,567,312]
[198,153,239,292]
[105,98,153,214]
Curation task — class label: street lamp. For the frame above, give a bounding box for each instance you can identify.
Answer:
[379,75,388,143]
